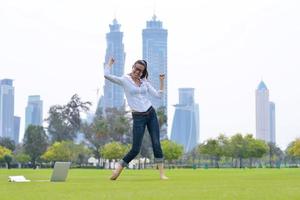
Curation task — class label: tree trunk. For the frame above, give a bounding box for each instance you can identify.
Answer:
[32,159,36,169]
[239,157,243,168]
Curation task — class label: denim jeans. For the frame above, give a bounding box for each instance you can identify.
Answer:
[119,106,164,167]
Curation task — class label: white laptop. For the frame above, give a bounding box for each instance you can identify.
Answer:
[50,161,71,182]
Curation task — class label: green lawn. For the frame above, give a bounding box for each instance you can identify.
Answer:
[0,168,299,200]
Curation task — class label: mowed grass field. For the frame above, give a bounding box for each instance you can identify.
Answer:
[0,168,300,200]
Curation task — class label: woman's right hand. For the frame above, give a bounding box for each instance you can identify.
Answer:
[108,57,115,67]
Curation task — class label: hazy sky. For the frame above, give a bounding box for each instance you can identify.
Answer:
[1,0,300,149]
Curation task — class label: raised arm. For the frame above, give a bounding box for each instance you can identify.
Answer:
[147,74,165,98]
[104,57,124,85]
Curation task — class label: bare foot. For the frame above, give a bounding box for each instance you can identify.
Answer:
[110,164,123,180]
[160,175,169,180]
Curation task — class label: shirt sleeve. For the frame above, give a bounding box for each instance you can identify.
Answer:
[146,81,163,98]
[104,64,124,86]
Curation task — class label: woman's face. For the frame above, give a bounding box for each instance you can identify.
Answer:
[132,63,145,79]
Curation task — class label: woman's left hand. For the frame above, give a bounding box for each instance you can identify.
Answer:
[159,74,165,81]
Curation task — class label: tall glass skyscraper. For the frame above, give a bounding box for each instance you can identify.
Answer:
[269,101,276,144]
[142,15,168,110]
[255,81,276,143]
[102,19,126,112]
[14,116,20,143]
[171,88,200,152]
[25,95,43,131]
[0,79,16,141]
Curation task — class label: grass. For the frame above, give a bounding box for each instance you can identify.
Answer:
[0,168,299,200]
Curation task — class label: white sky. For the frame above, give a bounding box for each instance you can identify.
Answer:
[1,0,300,149]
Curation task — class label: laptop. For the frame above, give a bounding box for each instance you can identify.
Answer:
[8,162,71,183]
[50,161,71,182]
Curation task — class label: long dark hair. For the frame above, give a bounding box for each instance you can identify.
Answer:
[134,60,148,79]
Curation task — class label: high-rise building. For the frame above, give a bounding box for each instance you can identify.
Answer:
[0,79,15,140]
[269,101,276,144]
[25,95,43,131]
[13,116,20,143]
[255,81,276,143]
[142,15,168,110]
[170,88,200,152]
[102,19,126,112]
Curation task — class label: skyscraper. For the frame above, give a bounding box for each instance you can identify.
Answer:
[0,79,15,140]
[25,95,43,131]
[255,81,276,143]
[269,101,276,144]
[171,88,200,152]
[142,15,168,110]
[14,116,20,143]
[102,19,126,112]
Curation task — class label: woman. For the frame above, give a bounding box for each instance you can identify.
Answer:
[104,57,168,180]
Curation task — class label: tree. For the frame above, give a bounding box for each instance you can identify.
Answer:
[4,155,13,169]
[156,106,168,140]
[23,125,48,169]
[288,138,300,157]
[161,140,184,165]
[0,145,12,168]
[100,142,130,168]
[267,142,283,168]
[15,153,31,167]
[81,116,109,167]
[0,137,16,151]
[105,108,131,142]
[229,134,248,168]
[42,141,90,163]
[244,135,268,167]
[46,94,91,143]
[199,139,221,167]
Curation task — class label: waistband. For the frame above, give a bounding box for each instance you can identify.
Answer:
[132,106,154,116]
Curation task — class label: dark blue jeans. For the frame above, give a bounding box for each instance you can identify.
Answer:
[120,106,164,167]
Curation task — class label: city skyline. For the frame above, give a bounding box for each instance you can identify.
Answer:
[1,0,300,149]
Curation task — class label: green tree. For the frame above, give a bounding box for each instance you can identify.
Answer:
[199,139,221,167]
[81,116,109,167]
[287,138,300,157]
[23,125,48,169]
[105,108,131,142]
[267,142,283,167]
[156,106,168,140]
[244,135,268,167]
[161,140,184,165]
[0,146,12,168]
[100,142,130,168]
[229,134,248,168]
[46,94,91,143]
[4,155,13,169]
[42,141,89,163]
[15,152,31,167]
[0,137,16,151]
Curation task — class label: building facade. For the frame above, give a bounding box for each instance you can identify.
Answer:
[102,19,126,112]
[142,15,168,110]
[0,79,19,143]
[171,88,200,152]
[255,81,276,143]
[25,95,43,131]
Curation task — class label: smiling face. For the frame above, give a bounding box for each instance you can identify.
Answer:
[131,63,145,79]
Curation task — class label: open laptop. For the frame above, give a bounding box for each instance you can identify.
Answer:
[9,162,71,183]
[50,161,71,182]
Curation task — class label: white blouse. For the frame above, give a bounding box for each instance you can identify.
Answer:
[104,65,163,112]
